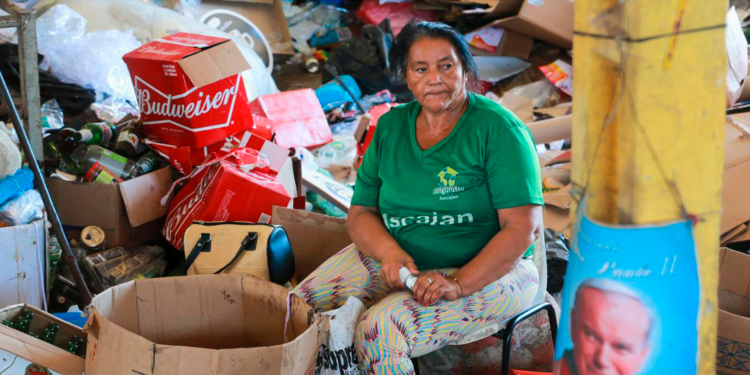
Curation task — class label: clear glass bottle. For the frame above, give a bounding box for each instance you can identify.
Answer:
[75,145,138,181]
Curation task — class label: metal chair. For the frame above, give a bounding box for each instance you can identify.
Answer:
[493,302,558,375]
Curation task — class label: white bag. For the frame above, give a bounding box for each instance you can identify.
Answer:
[316,296,366,375]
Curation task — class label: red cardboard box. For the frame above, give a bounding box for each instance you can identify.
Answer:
[146,128,286,175]
[123,33,255,148]
[250,89,333,149]
[354,103,396,169]
[162,149,291,249]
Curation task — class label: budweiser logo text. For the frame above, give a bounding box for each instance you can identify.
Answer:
[138,46,182,56]
[163,166,217,245]
[136,80,239,120]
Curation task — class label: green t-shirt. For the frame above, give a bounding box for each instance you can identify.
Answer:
[351,93,543,270]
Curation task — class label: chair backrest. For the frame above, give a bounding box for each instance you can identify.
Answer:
[530,232,548,305]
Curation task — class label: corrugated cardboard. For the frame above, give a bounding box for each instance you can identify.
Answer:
[46,168,173,248]
[718,248,750,374]
[272,207,352,281]
[123,33,255,148]
[84,275,324,375]
[162,149,291,249]
[721,224,748,247]
[301,169,352,213]
[722,115,750,234]
[543,205,571,238]
[0,220,46,309]
[178,41,250,88]
[468,28,533,59]
[0,304,85,375]
[198,0,294,55]
[484,0,574,50]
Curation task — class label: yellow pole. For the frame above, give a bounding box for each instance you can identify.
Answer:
[565,0,726,373]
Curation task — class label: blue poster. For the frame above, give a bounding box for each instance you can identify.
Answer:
[554,215,699,375]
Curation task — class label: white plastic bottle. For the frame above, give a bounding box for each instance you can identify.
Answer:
[399,267,417,290]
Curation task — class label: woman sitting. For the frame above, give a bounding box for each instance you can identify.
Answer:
[293,20,544,375]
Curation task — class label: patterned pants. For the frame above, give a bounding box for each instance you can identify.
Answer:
[293,244,540,375]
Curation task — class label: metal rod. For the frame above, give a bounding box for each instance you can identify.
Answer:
[0,70,93,307]
[18,9,42,161]
[324,64,366,114]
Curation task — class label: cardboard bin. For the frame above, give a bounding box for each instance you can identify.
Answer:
[46,167,173,248]
[718,248,750,374]
[84,275,324,375]
[0,304,85,375]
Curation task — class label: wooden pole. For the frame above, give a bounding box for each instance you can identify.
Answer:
[563,0,726,373]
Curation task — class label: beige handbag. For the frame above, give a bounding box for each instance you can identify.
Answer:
[182,221,295,284]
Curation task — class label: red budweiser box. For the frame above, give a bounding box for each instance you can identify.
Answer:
[250,89,333,149]
[123,32,254,148]
[146,125,285,176]
[162,148,291,249]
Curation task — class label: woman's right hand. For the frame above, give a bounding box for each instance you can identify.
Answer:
[379,249,419,289]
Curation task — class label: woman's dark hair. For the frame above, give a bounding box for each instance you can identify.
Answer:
[390,20,480,91]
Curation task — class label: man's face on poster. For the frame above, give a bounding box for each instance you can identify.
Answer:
[570,287,652,375]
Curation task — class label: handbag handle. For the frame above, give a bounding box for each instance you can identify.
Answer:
[213,232,259,274]
[184,232,259,275]
[184,233,212,273]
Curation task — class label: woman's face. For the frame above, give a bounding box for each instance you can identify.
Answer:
[405,37,467,113]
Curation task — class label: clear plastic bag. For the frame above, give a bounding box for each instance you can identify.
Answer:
[504,79,559,109]
[90,97,139,124]
[36,4,141,103]
[41,99,64,132]
[315,134,357,171]
[0,190,44,227]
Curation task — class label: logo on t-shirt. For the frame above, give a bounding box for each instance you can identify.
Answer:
[433,166,464,200]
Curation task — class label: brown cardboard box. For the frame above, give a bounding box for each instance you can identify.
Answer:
[483,0,574,50]
[468,28,533,59]
[0,304,85,375]
[46,167,173,248]
[273,207,352,281]
[84,275,324,375]
[718,248,750,374]
[722,115,750,234]
[198,0,294,55]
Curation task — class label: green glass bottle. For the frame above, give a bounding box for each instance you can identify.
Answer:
[135,151,160,175]
[66,335,85,357]
[14,310,34,333]
[47,141,83,175]
[56,122,117,155]
[42,322,60,344]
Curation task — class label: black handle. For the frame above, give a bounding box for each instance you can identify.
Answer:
[213,232,258,274]
[184,233,212,272]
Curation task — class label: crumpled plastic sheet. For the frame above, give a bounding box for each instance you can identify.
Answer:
[0,190,44,227]
[90,97,139,124]
[39,0,279,101]
[36,4,141,103]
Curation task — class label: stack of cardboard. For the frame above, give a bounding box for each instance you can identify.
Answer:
[462,0,574,60]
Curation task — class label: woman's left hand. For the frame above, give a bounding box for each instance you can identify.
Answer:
[412,271,463,306]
